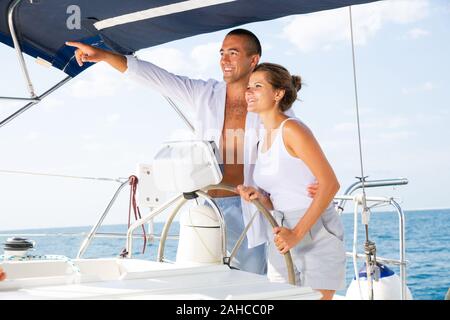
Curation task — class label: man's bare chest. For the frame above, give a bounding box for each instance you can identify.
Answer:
[223,101,247,131]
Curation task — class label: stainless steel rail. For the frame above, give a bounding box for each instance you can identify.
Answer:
[336,178,408,214]
[77,179,131,258]
[0,96,40,102]
[335,194,408,300]
[8,0,36,98]
[156,191,228,263]
[131,183,297,286]
[1,0,72,129]
[0,76,72,129]
[125,194,184,257]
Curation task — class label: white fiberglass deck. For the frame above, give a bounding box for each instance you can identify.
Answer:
[0,258,321,300]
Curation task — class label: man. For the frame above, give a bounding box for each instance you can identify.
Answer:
[66,29,317,274]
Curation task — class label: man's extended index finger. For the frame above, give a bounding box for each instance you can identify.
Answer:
[65,41,84,49]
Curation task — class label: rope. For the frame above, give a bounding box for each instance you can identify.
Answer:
[122,175,147,255]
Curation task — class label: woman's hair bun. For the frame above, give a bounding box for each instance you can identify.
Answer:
[292,75,302,92]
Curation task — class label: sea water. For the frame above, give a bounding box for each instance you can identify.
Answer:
[1,208,449,300]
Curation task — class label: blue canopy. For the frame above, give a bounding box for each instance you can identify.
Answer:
[0,0,379,77]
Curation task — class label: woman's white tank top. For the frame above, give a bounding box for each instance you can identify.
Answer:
[253,118,316,212]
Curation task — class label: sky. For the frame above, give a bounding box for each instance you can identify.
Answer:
[0,0,449,231]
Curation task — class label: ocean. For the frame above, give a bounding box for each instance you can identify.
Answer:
[1,208,449,300]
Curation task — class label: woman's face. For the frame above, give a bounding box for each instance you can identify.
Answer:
[245,71,280,114]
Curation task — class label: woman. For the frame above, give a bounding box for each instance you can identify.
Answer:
[237,63,346,300]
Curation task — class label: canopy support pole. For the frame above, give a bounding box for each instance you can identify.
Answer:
[1,0,72,130]
[163,96,196,134]
[8,0,37,98]
[0,76,72,129]
[0,96,40,102]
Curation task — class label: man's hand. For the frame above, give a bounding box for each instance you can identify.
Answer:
[65,41,106,66]
[65,41,127,72]
[236,185,273,210]
[307,181,319,198]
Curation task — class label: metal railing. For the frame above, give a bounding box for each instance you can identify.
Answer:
[1,0,73,129]
[336,178,408,214]
[0,170,409,294]
[334,177,409,300]
[125,183,297,286]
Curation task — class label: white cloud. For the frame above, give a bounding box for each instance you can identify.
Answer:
[282,0,430,52]
[385,117,410,129]
[378,130,416,140]
[106,113,121,126]
[137,42,222,79]
[42,97,64,112]
[25,131,39,141]
[406,27,430,39]
[0,100,23,112]
[423,81,433,91]
[190,42,222,79]
[81,134,95,140]
[333,115,410,132]
[401,81,434,95]
[67,63,125,99]
[137,47,186,74]
[82,142,103,152]
[282,11,348,52]
[263,42,273,52]
[333,122,357,132]
[342,106,375,117]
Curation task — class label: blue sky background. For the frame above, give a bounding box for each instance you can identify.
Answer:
[1,0,449,230]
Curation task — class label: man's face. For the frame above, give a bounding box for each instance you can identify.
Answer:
[220,35,259,84]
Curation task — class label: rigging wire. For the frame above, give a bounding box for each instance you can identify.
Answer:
[0,169,126,183]
[348,6,376,301]
[348,6,368,197]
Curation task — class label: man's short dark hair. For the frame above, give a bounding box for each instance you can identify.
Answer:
[226,29,262,56]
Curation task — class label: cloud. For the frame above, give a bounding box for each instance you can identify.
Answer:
[0,100,26,116]
[401,81,434,95]
[66,63,126,99]
[42,97,65,112]
[81,134,95,140]
[137,47,186,74]
[137,42,222,79]
[342,107,375,117]
[378,130,416,140]
[406,27,430,39]
[25,131,40,141]
[423,81,433,91]
[190,42,222,79]
[282,0,430,52]
[333,115,410,132]
[106,113,121,126]
[82,142,103,152]
[333,122,358,132]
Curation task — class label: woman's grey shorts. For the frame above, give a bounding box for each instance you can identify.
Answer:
[267,206,346,291]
